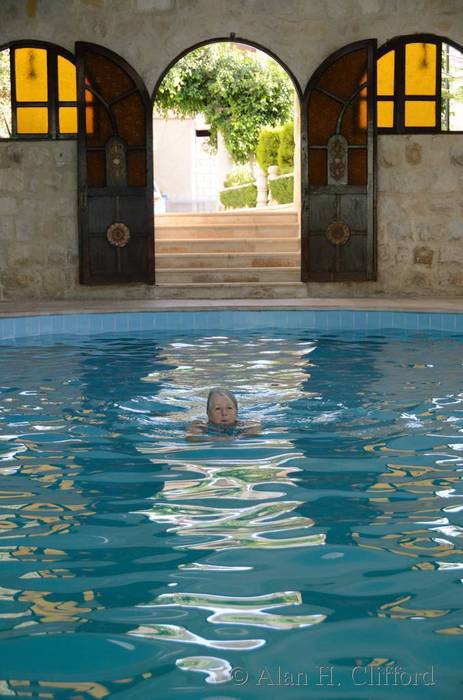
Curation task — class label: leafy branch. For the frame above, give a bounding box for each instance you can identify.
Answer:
[154,44,293,163]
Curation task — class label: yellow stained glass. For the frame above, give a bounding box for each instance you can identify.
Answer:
[58,55,77,101]
[377,51,395,96]
[16,106,48,133]
[405,100,436,127]
[59,106,77,133]
[405,43,436,95]
[85,90,94,133]
[377,101,394,128]
[358,97,367,130]
[15,47,48,102]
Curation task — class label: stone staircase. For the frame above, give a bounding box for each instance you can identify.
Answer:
[154,209,306,299]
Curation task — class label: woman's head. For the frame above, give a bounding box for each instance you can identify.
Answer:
[207,388,238,426]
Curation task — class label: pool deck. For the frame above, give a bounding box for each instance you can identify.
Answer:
[1,297,463,316]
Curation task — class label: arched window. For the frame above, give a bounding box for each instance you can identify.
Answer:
[376,34,463,133]
[0,41,77,139]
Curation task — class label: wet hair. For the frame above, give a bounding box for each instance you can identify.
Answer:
[206,388,238,414]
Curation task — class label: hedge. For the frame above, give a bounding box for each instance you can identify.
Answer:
[220,183,257,209]
[277,122,294,174]
[269,174,293,204]
[223,165,254,188]
[255,127,280,172]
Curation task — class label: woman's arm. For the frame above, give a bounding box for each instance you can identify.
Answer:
[185,419,207,439]
[238,420,261,436]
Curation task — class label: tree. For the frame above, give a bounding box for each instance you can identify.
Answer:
[155,43,293,163]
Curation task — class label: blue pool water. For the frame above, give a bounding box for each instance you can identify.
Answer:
[0,323,462,699]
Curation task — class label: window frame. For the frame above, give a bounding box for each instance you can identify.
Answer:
[377,33,463,135]
[0,39,78,141]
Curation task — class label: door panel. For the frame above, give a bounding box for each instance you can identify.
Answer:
[302,40,377,282]
[76,42,154,285]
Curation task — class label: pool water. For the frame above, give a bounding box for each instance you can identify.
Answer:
[0,328,462,699]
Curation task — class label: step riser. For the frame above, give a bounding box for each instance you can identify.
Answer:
[154,285,308,300]
[156,225,299,239]
[156,239,300,254]
[156,269,300,284]
[156,254,299,270]
[156,213,298,226]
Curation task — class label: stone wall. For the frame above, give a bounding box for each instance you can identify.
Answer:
[1,0,462,300]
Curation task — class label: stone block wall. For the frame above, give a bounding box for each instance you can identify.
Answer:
[377,135,463,296]
[0,142,78,300]
[0,0,462,300]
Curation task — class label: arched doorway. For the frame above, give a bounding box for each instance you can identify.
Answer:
[151,39,304,297]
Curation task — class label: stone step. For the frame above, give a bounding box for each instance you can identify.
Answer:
[154,282,308,300]
[155,223,299,239]
[155,237,300,254]
[156,267,301,284]
[156,252,300,270]
[156,209,298,227]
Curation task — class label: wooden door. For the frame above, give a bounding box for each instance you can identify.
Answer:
[302,40,377,281]
[76,42,154,284]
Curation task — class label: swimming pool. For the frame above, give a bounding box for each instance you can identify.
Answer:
[0,311,462,699]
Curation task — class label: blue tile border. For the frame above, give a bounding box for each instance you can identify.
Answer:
[1,309,463,340]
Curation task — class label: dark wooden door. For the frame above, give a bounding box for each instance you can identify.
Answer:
[302,40,377,281]
[76,42,154,284]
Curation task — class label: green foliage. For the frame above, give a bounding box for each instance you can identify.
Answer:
[269,174,293,204]
[256,127,280,171]
[277,121,294,174]
[223,165,254,188]
[0,49,11,137]
[220,183,257,209]
[155,43,293,163]
[441,44,463,129]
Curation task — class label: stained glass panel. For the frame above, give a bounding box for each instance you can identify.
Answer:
[308,90,340,144]
[112,93,145,145]
[377,101,394,128]
[59,106,78,133]
[405,43,436,96]
[16,106,48,133]
[308,149,326,186]
[58,55,77,102]
[377,50,395,96]
[86,53,133,102]
[405,100,436,126]
[85,89,95,134]
[15,48,48,102]
[348,148,367,186]
[127,149,146,187]
[317,48,368,101]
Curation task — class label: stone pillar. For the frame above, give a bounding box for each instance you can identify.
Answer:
[267,164,279,205]
[254,162,268,208]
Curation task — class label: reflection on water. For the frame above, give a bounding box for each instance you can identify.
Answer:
[0,331,462,697]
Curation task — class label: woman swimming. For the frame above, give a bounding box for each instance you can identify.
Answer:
[186,387,260,439]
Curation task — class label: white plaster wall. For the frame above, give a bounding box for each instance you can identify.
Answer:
[153,115,194,206]
[0,0,462,300]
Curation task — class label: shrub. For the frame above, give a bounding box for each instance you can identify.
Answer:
[256,127,280,172]
[269,174,293,204]
[277,122,294,174]
[220,183,257,209]
[223,165,254,188]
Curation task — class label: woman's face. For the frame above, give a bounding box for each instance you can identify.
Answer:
[207,394,237,426]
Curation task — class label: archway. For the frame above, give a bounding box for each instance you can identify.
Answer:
[151,39,303,296]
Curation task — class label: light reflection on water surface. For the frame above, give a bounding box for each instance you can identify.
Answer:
[0,330,462,698]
